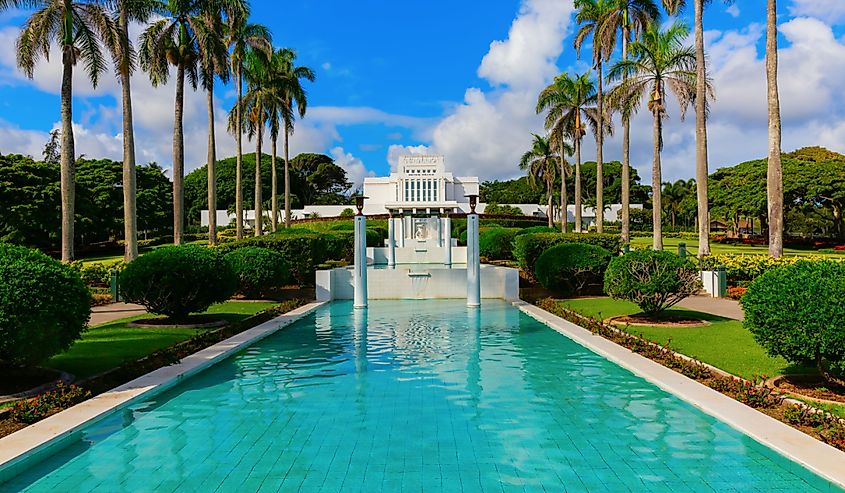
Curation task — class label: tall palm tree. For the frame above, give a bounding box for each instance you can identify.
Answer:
[662,179,692,230]
[274,48,314,229]
[766,0,783,257]
[229,48,282,236]
[197,8,232,245]
[575,0,615,234]
[225,11,270,239]
[550,133,575,231]
[115,0,157,262]
[520,134,559,229]
[16,0,119,262]
[608,21,707,250]
[600,0,660,243]
[536,72,602,233]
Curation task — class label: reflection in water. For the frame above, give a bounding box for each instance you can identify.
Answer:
[4,300,838,493]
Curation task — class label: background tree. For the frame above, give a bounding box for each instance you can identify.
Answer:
[537,75,576,233]
[16,0,119,261]
[661,179,694,230]
[480,177,544,205]
[225,11,270,239]
[519,134,559,228]
[608,21,703,250]
[289,152,351,206]
[42,129,61,164]
[766,0,783,257]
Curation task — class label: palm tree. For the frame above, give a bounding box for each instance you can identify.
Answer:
[197,8,232,245]
[274,48,314,229]
[16,0,119,262]
[766,0,783,257]
[575,0,615,234]
[662,179,692,230]
[229,48,282,236]
[520,134,559,229]
[225,11,270,239]
[550,133,575,231]
[115,0,157,262]
[536,72,601,233]
[600,0,660,243]
[608,21,707,250]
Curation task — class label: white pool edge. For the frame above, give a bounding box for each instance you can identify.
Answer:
[0,301,326,479]
[515,300,845,490]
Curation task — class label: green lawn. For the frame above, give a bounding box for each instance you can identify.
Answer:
[629,236,838,258]
[558,297,813,378]
[46,301,277,378]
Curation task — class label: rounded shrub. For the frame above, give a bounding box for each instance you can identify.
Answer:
[535,243,613,297]
[479,228,520,260]
[741,260,845,384]
[120,245,238,321]
[604,249,701,316]
[0,243,91,365]
[224,247,291,298]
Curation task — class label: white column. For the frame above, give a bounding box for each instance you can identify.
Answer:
[388,215,396,267]
[354,214,368,309]
[467,213,480,307]
[443,215,452,266]
[398,215,406,247]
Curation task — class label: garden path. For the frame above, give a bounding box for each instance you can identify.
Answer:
[677,295,744,320]
[89,302,146,326]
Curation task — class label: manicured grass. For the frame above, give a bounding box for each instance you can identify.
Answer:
[558,297,813,379]
[46,301,277,378]
[629,236,837,258]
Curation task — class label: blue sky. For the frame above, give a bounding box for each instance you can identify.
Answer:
[0,0,844,188]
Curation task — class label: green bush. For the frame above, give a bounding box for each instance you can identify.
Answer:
[741,261,845,384]
[120,245,237,321]
[0,244,91,365]
[514,233,621,272]
[339,208,355,218]
[603,250,701,316]
[483,203,524,215]
[478,228,520,260]
[535,243,613,297]
[224,247,291,298]
[514,226,557,236]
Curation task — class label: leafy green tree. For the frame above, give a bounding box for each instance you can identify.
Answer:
[519,134,559,228]
[0,154,60,249]
[16,0,119,261]
[42,129,60,164]
[289,153,350,206]
[480,177,544,205]
[661,179,694,230]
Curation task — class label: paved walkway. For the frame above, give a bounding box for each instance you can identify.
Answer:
[677,295,744,320]
[90,302,146,326]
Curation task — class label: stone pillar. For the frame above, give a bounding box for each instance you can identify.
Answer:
[387,214,396,267]
[435,214,443,247]
[443,215,452,266]
[354,214,368,309]
[467,213,480,307]
[398,214,406,247]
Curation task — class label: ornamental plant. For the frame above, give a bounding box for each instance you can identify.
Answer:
[225,247,291,298]
[741,260,845,386]
[534,243,612,297]
[120,245,238,321]
[0,243,91,365]
[603,250,701,316]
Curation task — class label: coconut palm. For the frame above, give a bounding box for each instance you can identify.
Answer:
[225,11,270,239]
[536,72,604,233]
[766,0,783,257]
[273,48,314,229]
[608,21,709,250]
[550,133,575,231]
[662,179,693,230]
[574,0,616,234]
[599,0,660,243]
[228,48,282,236]
[520,134,559,229]
[16,0,119,262]
[115,0,158,262]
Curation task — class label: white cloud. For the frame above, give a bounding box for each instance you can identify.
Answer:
[788,0,845,24]
[387,144,431,171]
[329,146,374,191]
[725,4,740,18]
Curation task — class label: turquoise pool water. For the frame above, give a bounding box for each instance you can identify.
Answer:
[3,300,841,492]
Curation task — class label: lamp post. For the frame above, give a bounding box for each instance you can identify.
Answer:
[466,194,480,307]
[353,195,368,308]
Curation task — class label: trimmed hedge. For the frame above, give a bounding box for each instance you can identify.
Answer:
[513,233,622,272]
[0,244,91,365]
[120,245,238,321]
[479,227,521,260]
[224,247,291,298]
[604,250,701,316]
[535,243,613,297]
[741,260,845,383]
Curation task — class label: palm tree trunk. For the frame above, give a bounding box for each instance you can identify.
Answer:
[173,64,185,245]
[119,8,137,262]
[284,123,291,228]
[694,0,711,257]
[766,0,783,257]
[575,137,582,233]
[547,174,554,229]
[559,140,567,233]
[271,134,278,232]
[254,112,263,237]
[652,110,663,250]
[235,66,244,239]
[60,57,75,262]
[206,82,217,246]
[621,26,631,244]
[595,61,604,233]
